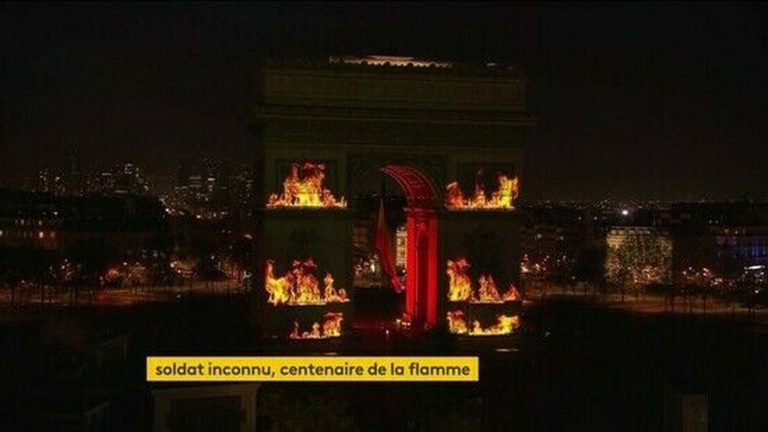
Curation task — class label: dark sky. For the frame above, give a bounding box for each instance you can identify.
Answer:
[2,2,767,201]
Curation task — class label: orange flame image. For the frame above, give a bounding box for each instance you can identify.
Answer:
[291,259,321,304]
[447,310,469,334]
[448,312,520,336]
[447,258,521,303]
[265,260,292,305]
[289,312,344,339]
[503,283,521,302]
[265,259,350,305]
[469,314,520,336]
[323,273,348,303]
[447,258,473,301]
[445,174,518,210]
[476,275,504,303]
[268,162,347,208]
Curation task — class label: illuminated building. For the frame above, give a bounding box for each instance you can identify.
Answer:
[608,203,768,285]
[395,225,407,268]
[605,226,673,286]
[0,190,169,256]
[253,56,533,337]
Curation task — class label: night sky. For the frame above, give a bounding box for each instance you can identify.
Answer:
[2,2,767,201]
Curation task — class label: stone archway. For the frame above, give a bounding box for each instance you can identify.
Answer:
[252,58,533,339]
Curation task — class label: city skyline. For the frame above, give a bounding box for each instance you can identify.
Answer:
[10,152,766,206]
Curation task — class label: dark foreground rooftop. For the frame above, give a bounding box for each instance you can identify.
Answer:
[1,293,766,431]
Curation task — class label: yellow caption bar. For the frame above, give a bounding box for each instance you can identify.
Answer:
[147,356,478,382]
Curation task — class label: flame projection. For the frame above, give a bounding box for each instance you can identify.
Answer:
[446,174,519,210]
[289,312,344,339]
[477,275,501,302]
[322,273,348,303]
[447,258,473,301]
[446,311,469,334]
[470,314,520,336]
[267,162,347,208]
[447,258,522,303]
[447,311,521,336]
[502,283,521,302]
[265,259,349,306]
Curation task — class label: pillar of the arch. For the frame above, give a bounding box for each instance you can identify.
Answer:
[405,207,438,331]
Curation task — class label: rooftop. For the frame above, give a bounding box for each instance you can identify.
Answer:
[263,55,525,79]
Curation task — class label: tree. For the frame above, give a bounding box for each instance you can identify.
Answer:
[573,241,606,297]
[606,231,672,302]
[0,246,59,305]
[68,238,118,303]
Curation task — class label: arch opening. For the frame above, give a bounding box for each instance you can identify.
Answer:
[350,164,440,332]
[379,165,438,209]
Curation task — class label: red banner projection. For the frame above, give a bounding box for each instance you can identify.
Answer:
[374,198,403,293]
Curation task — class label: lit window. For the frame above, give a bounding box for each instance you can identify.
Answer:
[38,231,45,239]
[0,230,3,237]
[50,231,56,238]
